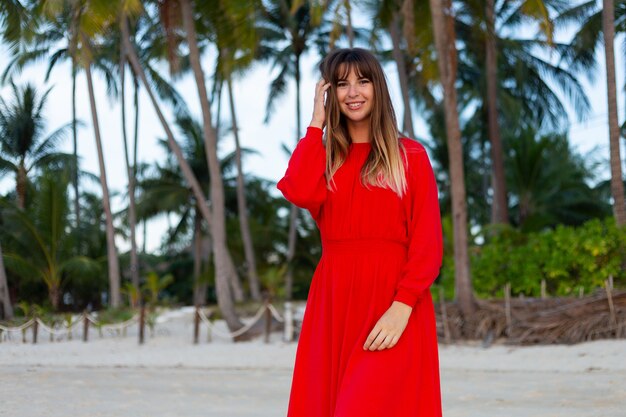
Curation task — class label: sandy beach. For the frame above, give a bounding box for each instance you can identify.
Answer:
[1,307,624,417]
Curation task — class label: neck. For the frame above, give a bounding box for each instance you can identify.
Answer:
[347,119,371,143]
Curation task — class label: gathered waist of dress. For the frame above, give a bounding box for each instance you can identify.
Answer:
[321,237,408,254]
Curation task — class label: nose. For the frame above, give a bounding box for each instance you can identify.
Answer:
[347,83,358,97]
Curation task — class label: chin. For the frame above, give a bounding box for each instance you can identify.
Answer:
[341,110,372,123]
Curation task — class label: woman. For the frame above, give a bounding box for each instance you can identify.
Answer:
[277,48,443,417]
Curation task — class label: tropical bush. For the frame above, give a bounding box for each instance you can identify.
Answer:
[469,217,625,297]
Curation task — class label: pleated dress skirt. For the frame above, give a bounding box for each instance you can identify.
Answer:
[286,236,442,417]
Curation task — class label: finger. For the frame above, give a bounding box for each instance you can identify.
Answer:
[369,330,388,351]
[377,333,394,350]
[363,327,381,350]
[388,334,400,348]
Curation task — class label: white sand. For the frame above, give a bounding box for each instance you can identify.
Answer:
[1,307,624,416]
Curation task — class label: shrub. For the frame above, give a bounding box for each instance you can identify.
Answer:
[469,217,625,297]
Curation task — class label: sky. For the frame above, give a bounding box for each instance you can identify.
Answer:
[0,6,624,254]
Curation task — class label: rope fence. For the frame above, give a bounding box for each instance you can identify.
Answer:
[192,300,304,344]
[0,301,305,345]
[0,310,143,344]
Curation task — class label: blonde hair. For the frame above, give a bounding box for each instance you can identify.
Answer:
[320,48,408,198]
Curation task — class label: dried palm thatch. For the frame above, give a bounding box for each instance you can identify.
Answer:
[434,289,626,345]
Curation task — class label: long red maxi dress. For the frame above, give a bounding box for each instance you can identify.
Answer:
[277,126,443,417]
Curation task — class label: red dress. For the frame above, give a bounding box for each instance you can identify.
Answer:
[277,126,443,417]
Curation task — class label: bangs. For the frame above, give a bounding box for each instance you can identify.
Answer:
[331,54,374,83]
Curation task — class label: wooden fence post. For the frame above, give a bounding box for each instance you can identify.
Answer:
[264,298,272,344]
[139,304,146,345]
[605,279,617,336]
[32,316,38,344]
[83,311,89,342]
[284,301,294,343]
[193,305,200,345]
[504,283,512,338]
[540,279,547,299]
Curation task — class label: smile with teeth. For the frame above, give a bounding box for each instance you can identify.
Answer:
[347,101,365,110]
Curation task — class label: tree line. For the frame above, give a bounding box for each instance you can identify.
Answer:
[0,1,624,335]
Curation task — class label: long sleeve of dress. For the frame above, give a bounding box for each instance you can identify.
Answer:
[277,126,328,221]
[393,146,443,309]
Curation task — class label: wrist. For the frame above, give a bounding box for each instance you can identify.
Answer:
[392,300,413,313]
[309,119,324,129]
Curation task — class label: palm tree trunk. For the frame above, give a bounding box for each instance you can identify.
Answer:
[83,55,121,308]
[229,256,245,302]
[133,76,144,257]
[71,61,80,227]
[181,0,247,312]
[120,39,140,292]
[49,281,60,310]
[345,0,354,48]
[120,15,244,331]
[193,206,205,306]
[603,0,626,226]
[429,0,475,316]
[285,53,303,302]
[390,11,415,139]
[226,76,262,302]
[0,242,13,319]
[485,0,509,225]
[16,162,26,209]
[213,77,244,304]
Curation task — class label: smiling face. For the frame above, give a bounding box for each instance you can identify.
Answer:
[320,48,399,148]
[335,65,374,125]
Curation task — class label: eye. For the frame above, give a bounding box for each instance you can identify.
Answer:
[359,78,370,85]
[337,81,348,88]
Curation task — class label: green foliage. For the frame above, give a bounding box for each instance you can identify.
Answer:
[142,271,174,306]
[1,171,102,310]
[95,306,134,324]
[15,301,48,318]
[260,264,287,299]
[470,217,626,297]
[505,128,609,230]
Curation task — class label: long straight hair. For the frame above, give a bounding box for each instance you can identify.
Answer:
[319,48,408,198]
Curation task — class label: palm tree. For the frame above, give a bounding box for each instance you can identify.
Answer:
[484,0,508,225]
[1,2,111,227]
[108,9,192,294]
[369,0,423,140]
[0,82,74,209]
[556,0,626,226]
[2,3,186,301]
[506,127,609,230]
[0,170,100,310]
[119,4,252,333]
[179,0,252,306]
[456,0,585,226]
[407,1,586,231]
[429,0,474,316]
[201,0,263,302]
[137,115,219,306]
[119,41,141,293]
[55,0,124,307]
[257,0,328,301]
[602,0,626,225]
[4,0,124,307]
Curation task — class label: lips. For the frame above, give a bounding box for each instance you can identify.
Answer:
[346,101,365,110]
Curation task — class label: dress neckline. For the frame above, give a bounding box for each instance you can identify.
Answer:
[350,141,371,147]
